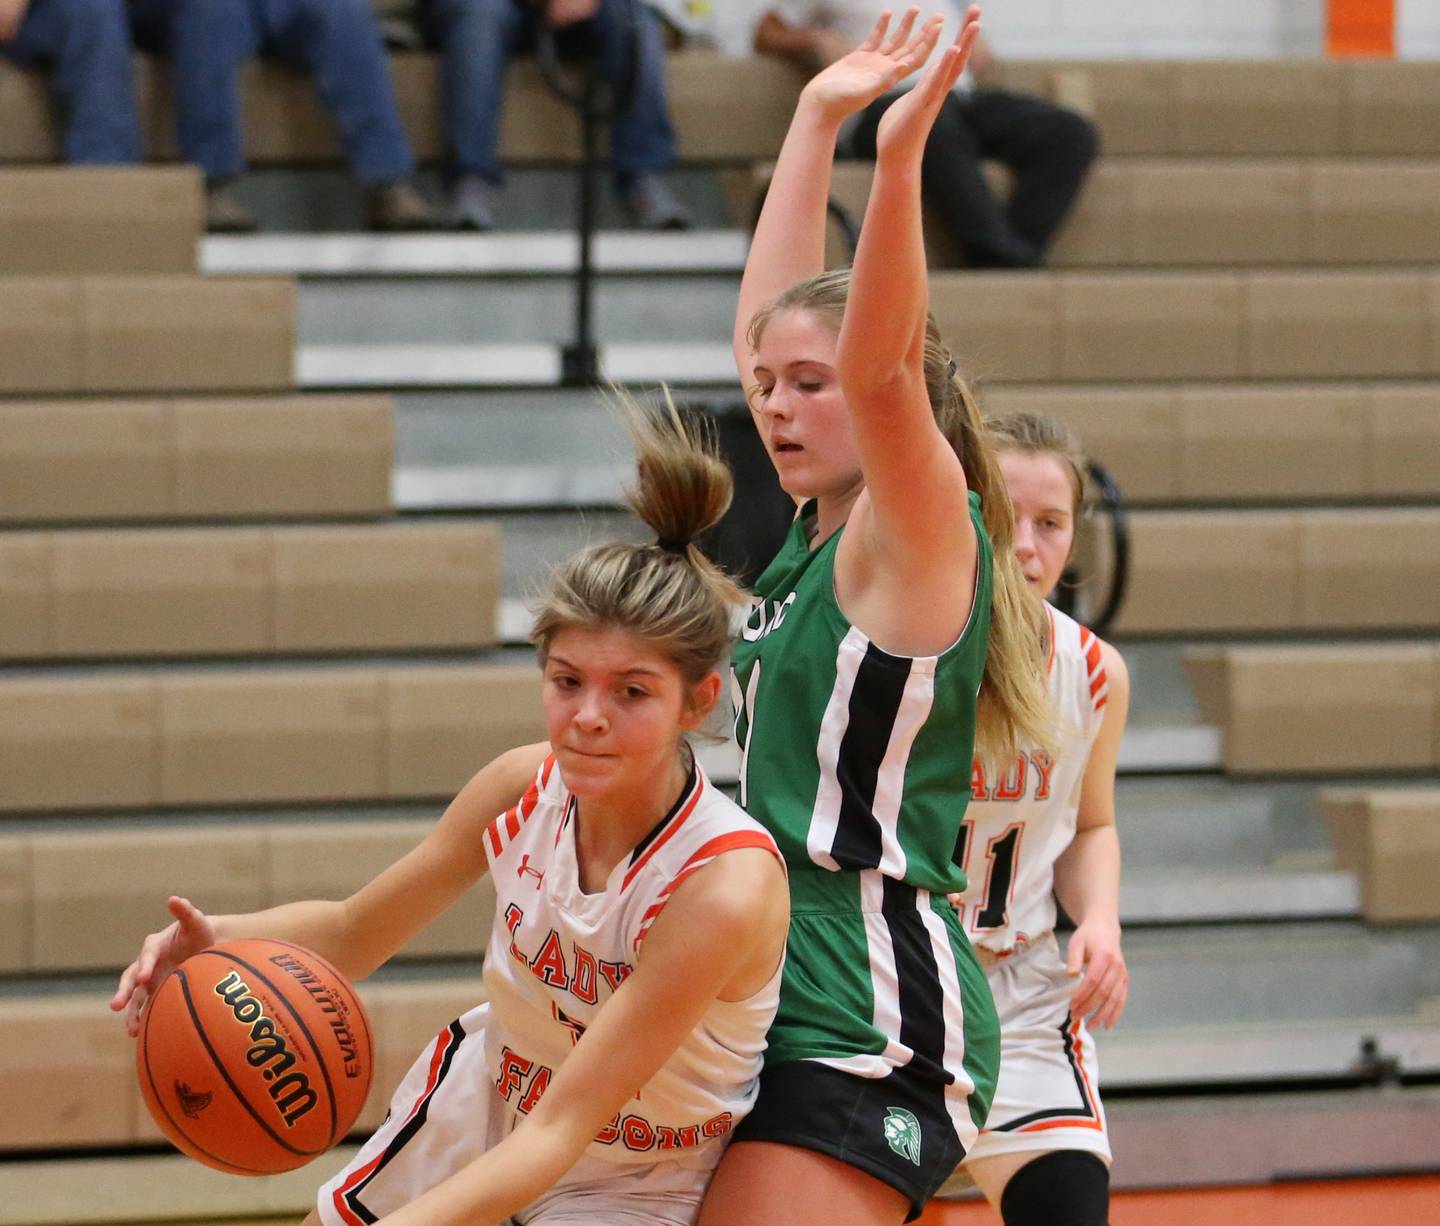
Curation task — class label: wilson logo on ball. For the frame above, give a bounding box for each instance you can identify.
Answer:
[213,969,318,1127]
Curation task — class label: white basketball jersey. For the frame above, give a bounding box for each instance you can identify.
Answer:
[481,755,783,1167]
[956,605,1109,955]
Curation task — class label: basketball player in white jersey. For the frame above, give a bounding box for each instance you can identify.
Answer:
[940,412,1130,1225]
[113,395,790,1226]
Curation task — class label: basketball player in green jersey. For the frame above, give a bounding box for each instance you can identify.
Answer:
[698,8,1053,1224]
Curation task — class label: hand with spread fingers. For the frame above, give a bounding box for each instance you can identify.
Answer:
[799,6,945,126]
[873,4,982,163]
[110,895,218,1038]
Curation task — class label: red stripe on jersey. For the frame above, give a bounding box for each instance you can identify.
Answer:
[1045,606,1057,676]
[485,818,504,859]
[632,831,783,951]
[621,774,705,891]
[332,1026,457,1223]
[504,806,522,841]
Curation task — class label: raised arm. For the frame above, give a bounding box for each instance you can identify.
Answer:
[111,742,549,1034]
[735,9,940,389]
[375,848,789,1226]
[835,8,980,564]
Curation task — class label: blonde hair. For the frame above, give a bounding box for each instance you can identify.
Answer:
[986,411,1089,521]
[747,269,1053,764]
[531,390,744,691]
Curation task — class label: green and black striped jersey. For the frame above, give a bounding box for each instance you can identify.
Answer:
[730,492,994,895]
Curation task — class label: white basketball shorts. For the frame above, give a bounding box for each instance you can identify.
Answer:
[317,1004,715,1226]
[956,932,1111,1175]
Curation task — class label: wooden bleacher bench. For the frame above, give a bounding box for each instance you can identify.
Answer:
[800,157,1440,270]
[983,382,1440,507]
[927,268,1440,384]
[1109,508,1440,635]
[0,521,501,660]
[0,663,546,812]
[3,55,1438,167]
[0,275,295,395]
[1184,643,1440,776]
[0,820,496,975]
[1322,789,1440,923]
[0,395,394,523]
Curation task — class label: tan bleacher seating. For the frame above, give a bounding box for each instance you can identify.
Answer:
[0,662,544,812]
[0,521,500,659]
[0,975,484,1150]
[0,395,393,524]
[807,158,1440,270]
[0,276,295,395]
[1184,644,1440,776]
[982,383,1440,505]
[930,269,1440,384]
[1322,789,1440,923]
[0,166,202,274]
[0,820,497,975]
[0,664,546,812]
[1111,508,1440,634]
[3,54,1437,167]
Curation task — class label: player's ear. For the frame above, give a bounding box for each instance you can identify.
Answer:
[682,671,723,729]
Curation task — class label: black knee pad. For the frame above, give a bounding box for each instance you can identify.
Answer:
[998,1150,1110,1226]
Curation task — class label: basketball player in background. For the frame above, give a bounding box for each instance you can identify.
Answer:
[697,9,1055,1224]
[113,395,789,1226]
[939,411,1130,1226]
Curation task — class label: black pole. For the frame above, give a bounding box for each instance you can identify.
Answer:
[562,65,602,387]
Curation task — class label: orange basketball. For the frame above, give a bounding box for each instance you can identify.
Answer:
[136,938,374,1175]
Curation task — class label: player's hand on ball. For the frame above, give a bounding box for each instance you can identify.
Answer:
[111,896,218,1037]
[1066,918,1128,1029]
[874,5,981,164]
[800,7,942,124]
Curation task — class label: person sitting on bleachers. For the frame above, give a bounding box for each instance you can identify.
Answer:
[754,0,1098,268]
[416,0,692,231]
[128,0,436,233]
[0,0,143,164]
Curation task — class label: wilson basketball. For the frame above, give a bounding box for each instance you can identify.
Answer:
[136,938,374,1175]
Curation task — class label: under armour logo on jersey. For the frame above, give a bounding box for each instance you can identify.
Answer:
[517,854,545,887]
[883,1107,922,1165]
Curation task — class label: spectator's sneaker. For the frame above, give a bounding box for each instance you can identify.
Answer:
[204,182,257,234]
[366,180,437,232]
[619,174,693,231]
[444,175,499,232]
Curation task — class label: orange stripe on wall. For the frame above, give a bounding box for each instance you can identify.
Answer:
[1327,0,1395,56]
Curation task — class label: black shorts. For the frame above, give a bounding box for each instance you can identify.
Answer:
[732,1058,968,1221]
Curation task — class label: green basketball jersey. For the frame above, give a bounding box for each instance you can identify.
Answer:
[729,491,994,895]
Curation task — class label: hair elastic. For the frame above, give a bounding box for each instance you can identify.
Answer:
[656,537,690,554]
[946,357,958,378]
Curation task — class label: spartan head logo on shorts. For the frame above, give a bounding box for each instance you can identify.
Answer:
[882,1106,922,1165]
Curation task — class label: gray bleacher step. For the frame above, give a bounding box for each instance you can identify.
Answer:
[1098,1014,1440,1088]
[296,276,738,346]
[1118,922,1428,1026]
[1121,867,1358,923]
[202,230,748,277]
[301,340,736,389]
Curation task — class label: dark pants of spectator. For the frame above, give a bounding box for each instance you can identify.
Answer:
[420,0,678,187]
[0,0,142,163]
[852,88,1099,268]
[129,0,414,184]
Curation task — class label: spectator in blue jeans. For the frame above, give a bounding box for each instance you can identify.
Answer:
[419,0,691,231]
[0,0,143,164]
[130,0,435,232]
